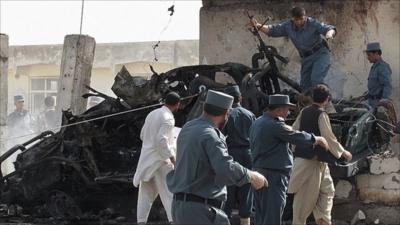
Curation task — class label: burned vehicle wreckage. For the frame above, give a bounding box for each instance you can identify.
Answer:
[0,66,397,224]
[0,31,397,224]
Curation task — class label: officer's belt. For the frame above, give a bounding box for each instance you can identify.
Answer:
[254,167,290,177]
[174,193,225,209]
[300,42,325,58]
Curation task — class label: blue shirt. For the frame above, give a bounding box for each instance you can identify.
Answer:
[249,113,316,173]
[222,103,256,149]
[268,17,335,56]
[167,115,251,201]
[367,58,392,100]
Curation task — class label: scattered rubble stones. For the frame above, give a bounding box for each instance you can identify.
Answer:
[368,154,400,175]
[350,210,366,225]
[364,205,400,225]
[334,151,400,224]
[335,180,353,199]
[355,154,400,204]
[356,173,400,190]
[358,188,400,204]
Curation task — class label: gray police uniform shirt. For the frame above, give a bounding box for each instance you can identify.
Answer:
[7,110,35,133]
[367,58,392,104]
[249,113,315,174]
[222,103,256,149]
[167,115,251,202]
[268,17,335,56]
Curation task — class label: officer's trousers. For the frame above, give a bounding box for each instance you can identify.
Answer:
[254,168,289,225]
[172,199,230,225]
[300,47,331,92]
[288,158,335,225]
[224,148,253,218]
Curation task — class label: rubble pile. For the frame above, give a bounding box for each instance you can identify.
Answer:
[333,149,400,225]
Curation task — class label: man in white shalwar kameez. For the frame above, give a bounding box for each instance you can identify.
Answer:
[288,85,352,225]
[133,92,181,225]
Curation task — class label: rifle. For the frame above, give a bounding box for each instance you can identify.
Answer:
[246,12,301,93]
[247,12,289,65]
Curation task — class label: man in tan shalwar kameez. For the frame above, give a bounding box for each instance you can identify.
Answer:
[288,85,352,225]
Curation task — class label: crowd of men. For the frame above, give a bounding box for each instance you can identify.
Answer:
[134,6,393,225]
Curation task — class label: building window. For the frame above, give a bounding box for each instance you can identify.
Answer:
[29,77,58,114]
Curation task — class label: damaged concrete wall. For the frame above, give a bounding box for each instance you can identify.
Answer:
[0,34,9,126]
[57,35,96,115]
[0,34,9,169]
[199,0,400,116]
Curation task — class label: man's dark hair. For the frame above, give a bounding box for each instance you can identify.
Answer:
[291,6,306,18]
[44,96,55,107]
[312,84,331,103]
[165,92,181,106]
[204,103,227,116]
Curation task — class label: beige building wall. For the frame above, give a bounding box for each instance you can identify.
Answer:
[9,64,59,115]
[8,67,29,114]
[91,68,114,97]
[7,40,199,115]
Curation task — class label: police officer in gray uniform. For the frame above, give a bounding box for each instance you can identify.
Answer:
[355,42,392,108]
[222,85,256,225]
[167,90,267,225]
[252,6,336,92]
[249,94,328,225]
[7,95,36,135]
